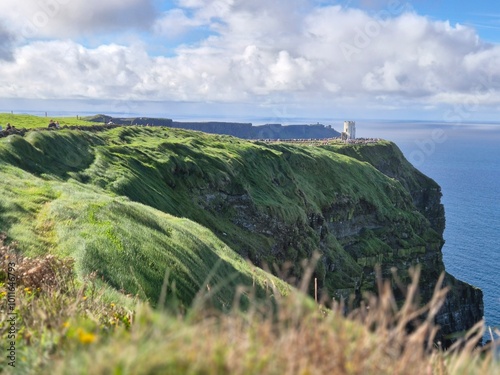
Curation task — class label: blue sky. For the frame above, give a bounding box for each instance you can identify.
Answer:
[409,1,500,42]
[1,0,500,122]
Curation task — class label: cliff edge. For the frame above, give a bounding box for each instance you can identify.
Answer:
[0,127,482,345]
[331,141,483,345]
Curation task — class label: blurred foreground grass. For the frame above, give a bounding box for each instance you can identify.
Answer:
[1,238,498,374]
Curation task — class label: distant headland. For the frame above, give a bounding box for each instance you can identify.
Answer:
[83,114,342,140]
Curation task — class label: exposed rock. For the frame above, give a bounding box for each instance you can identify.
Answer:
[324,141,483,346]
[191,141,483,346]
[436,273,484,347]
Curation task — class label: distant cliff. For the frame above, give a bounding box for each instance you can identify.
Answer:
[0,126,482,347]
[84,115,341,139]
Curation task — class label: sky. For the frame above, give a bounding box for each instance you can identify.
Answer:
[1,0,500,122]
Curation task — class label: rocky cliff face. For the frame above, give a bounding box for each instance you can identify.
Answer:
[306,142,484,345]
[190,140,483,346]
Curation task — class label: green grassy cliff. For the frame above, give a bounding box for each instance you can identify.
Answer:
[0,125,482,344]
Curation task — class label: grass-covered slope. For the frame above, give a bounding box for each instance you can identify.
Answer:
[1,126,440,303]
[0,153,288,309]
[327,141,446,233]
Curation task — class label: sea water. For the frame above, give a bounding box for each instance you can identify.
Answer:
[361,121,500,340]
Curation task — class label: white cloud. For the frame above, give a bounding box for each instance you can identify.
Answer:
[2,1,500,116]
[0,0,156,39]
[0,41,150,99]
[153,9,205,39]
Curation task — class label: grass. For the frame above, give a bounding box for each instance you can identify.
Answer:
[0,238,498,374]
[0,113,96,129]
[0,125,448,305]
[0,165,289,310]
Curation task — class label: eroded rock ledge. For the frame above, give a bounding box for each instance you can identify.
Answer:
[196,140,483,346]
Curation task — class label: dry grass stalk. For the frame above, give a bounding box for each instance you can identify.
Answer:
[1,233,74,291]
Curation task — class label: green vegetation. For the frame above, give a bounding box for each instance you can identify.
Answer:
[0,120,495,373]
[0,113,95,129]
[0,125,437,296]
[0,162,287,310]
[0,239,496,374]
[0,124,442,300]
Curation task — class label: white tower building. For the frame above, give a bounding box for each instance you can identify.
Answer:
[343,121,356,139]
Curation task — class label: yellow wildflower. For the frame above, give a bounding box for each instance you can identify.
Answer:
[77,328,97,344]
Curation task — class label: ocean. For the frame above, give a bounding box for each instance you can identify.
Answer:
[360,120,500,339]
